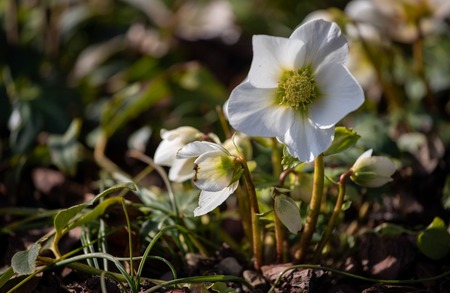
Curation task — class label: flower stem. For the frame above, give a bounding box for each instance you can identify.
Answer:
[313,170,351,262]
[238,157,262,270]
[274,169,294,263]
[295,153,324,263]
[272,138,285,263]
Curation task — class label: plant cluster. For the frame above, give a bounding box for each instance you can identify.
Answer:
[1,0,449,292]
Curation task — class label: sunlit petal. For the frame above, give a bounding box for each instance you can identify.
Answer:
[249,35,305,88]
[193,151,234,192]
[282,115,335,162]
[228,82,294,137]
[309,63,364,128]
[290,19,348,68]
[193,181,239,216]
[168,157,195,182]
[177,141,230,159]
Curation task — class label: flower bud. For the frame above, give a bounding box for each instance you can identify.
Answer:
[350,149,396,188]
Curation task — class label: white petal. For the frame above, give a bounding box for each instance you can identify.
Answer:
[365,156,396,177]
[168,157,196,182]
[193,181,239,216]
[193,151,233,192]
[154,139,184,166]
[227,81,294,137]
[177,141,229,159]
[155,126,201,166]
[249,35,306,88]
[353,149,373,168]
[309,63,364,128]
[290,19,348,68]
[281,115,334,162]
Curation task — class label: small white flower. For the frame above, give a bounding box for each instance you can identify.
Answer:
[154,126,203,182]
[177,141,243,216]
[350,149,396,188]
[226,19,364,162]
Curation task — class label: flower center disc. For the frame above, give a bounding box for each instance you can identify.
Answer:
[278,68,317,111]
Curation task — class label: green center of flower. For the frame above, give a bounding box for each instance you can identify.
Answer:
[277,67,318,111]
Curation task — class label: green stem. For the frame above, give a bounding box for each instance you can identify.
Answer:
[313,170,351,262]
[295,154,324,263]
[274,169,294,263]
[238,158,262,270]
[272,139,286,263]
[236,184,252,252]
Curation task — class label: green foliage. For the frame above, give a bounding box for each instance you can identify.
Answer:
[11,243,41,276]
[1,0,450,290]
[47,119,83,176]
[324,127,360,156]
[417,217,450,260]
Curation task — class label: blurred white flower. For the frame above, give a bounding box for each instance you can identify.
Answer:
[227,19,364,162]
[350,149,396,188]
[174,0,240,43]
[345,0,450,43]
[154,126,204,182]
[177,141,243,216]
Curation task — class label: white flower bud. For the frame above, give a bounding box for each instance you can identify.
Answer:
[350,149,396,188]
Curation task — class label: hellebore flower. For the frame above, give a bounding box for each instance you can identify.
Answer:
[227,19,364,162]
[177,141,243,216]
[350,149,396,187]
[154,126,203,182]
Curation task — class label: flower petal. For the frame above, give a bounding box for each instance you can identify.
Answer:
[154,139,184,166]
[309,63,364,128]
[168,157,196,182]
[281,115,335,162]
[227,82,294,137]
[290,19,348,68]
[177,141,229,159]
[154,126,201,166]
[193,181,239,216]
[193,151,234,192]
[249,35,306,88]
[353,149,373,168]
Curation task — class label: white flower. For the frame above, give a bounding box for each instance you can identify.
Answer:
[177,141,243,216]
[350,149,396,187]
[154,126,203,182]
[226,19,364,162]
[345,0,450,43]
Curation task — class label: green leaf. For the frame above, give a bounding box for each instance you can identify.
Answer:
[324,127,360,156]
[210,282,236,293]
[47,119,82,176]
[101,79,169,137]
[71,197,123,228]
[0,267,15,288]
[281,147,301,169]
[417,217,450,260]
[54,182,136,237]
[11,242,41,275]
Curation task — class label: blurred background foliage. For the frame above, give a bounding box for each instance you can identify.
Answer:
[0,0,449,219]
